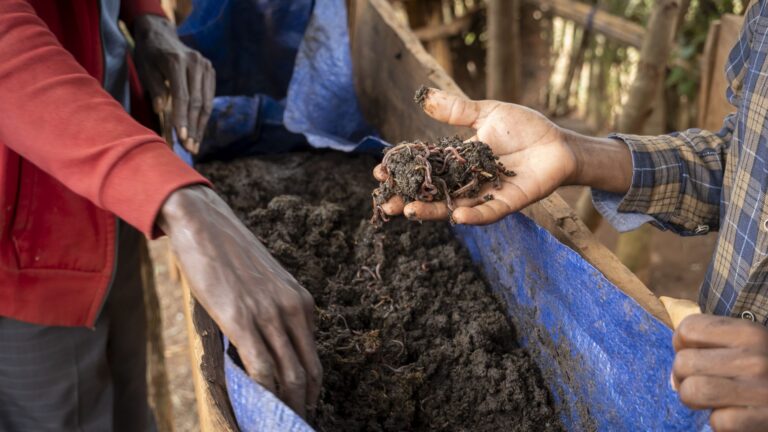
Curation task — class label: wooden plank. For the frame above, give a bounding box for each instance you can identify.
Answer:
[179,263,239,432]
[525,0,645,48]
[140,243,175,432]
[351,0,671,327]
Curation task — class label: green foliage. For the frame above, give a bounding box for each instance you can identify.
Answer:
[668,0,740,98]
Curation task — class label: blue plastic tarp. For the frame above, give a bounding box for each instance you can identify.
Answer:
[177,1,713,430]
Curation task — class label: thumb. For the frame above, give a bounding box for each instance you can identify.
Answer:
[420,88,493,128]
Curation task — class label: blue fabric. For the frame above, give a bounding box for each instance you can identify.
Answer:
[178,0,313,98]
[196,96,309,161]
[223,338,313,431]
[592,189,655,232]
[454,216,711,431]
[177,0,314,161]
[283,0,384,151]
[177,1,713,430]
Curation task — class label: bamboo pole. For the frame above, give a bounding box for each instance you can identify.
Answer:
[555,24,591,115]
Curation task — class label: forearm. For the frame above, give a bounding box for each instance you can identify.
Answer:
[564,129,633,194]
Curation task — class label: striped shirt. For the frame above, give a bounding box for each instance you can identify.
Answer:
[594,1,768,324]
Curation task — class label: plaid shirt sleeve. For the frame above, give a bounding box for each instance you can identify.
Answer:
[600,5,755,236]
[608,117,735,235]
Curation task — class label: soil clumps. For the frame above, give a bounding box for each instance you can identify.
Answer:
[371,137,514,223]
[198,151,561,432]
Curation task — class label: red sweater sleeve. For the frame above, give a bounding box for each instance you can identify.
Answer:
[120,0,167,26]
[0,0,209,238]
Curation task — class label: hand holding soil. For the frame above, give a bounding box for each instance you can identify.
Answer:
[374,88,577,225]
[371,137,515,224]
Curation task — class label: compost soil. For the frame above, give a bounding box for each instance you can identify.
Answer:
[198,151,562,432]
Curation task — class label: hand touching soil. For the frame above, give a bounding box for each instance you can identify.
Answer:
[157,186,322,418]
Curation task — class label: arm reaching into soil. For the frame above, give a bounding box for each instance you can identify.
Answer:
[157,186,322,418]
[374,88,633,224]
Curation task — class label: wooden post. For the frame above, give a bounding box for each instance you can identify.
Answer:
[486,0,522,101]
[613,0,681,276]
[403,0,454,76]
[555,25,591,116]
[616,0,680,133]
[519,3,552,108]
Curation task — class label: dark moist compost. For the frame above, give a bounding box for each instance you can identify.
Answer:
[372,137,514,224]
[198,152,562,432]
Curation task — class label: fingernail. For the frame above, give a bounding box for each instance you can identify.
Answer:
[153,97,163,113]
[185,137,195,152]
[180,127,188,141]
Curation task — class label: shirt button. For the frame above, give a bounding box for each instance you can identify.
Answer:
[764,219,768,232]
[694,224,710,235]
[741,310,756,322]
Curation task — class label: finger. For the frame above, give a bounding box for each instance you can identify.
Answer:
[282,293,323,413]
[421,88,493,128]
[234,327,277,395]
[674,348,768,382]
[403,196,484,221]
[710,407,768,432]
[404,201,448,220]
[258,311,308,417]
[168,59,190,142]
[186,55,204,149]
[452,199,513,225]
[373,164,388,182]
[678,376,768,409]
[140,64,169,114]
[381,195,404,215]
[674,314,768,351]
[196,60,215,146]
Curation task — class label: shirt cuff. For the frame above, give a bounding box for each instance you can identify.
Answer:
[591,189,656,233]
[99,141,212,239]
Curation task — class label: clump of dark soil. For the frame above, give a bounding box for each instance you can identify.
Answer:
[371,137,514,223]
[413,85,430,107]
[198,151,561,432]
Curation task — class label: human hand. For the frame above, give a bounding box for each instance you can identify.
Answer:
[673,314,768,431]
[374,88,575,224]
[157,186,322,418]
[133,15,215,154]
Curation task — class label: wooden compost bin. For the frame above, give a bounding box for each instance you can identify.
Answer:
[175,0,673,430]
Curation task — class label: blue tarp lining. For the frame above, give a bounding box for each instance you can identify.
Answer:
[177,0,712,430]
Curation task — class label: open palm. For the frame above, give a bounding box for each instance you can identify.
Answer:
[375,88,577,225]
